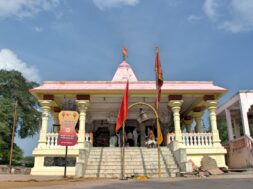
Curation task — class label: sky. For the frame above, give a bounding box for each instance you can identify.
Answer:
[0,0,253,155]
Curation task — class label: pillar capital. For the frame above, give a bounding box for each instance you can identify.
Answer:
[205,100,218,110]
[76,100,89,112]
[39,100,53,112]
[168,100,183,111]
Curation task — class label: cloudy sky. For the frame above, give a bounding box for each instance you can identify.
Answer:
[1,0,253,155]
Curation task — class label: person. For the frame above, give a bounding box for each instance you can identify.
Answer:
[147,127,155,141]
[146,127,156,148]
[127,131,134,146]
[133,128,139,146]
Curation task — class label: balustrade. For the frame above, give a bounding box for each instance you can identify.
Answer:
[167,132,213,146]
[46,133,92,148]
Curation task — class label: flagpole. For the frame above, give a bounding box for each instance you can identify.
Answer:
[120,122,126,180]
[157,119,161,179]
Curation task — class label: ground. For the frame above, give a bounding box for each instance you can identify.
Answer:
[1,174,253,189]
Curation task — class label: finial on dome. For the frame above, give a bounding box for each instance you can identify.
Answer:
[122,47,128,61]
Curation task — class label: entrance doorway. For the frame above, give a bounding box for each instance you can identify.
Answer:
[93,127,110,147]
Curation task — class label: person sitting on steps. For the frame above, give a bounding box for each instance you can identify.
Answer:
[146,127,157,148]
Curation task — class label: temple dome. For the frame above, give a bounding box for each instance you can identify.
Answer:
[112,60,138,82]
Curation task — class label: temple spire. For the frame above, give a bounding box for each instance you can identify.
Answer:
[112,48,138,82]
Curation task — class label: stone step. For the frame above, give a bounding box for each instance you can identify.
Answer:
[89,149,171,153]
[84,169,173,174]
[88,153,173,157]
[89,149,172,152]
[86,158,175,162]
[78,147,179,178]
[85,164,178,170]
[86,160,176,165]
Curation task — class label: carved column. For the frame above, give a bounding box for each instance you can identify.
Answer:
[76,100,89,148]
[206,100,221,145]
[38,100,52,148]
[192,112,203,133]
[169,100,183,143]
[184,117,193,133]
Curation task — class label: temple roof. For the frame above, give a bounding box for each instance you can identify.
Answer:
[30,58,227,99]
[112,60,138,82]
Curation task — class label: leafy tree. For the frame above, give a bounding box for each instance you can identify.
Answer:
[0,70,41,164]
[217,118,229,144]
[22,156,34,167]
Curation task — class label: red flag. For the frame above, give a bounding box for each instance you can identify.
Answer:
[154,47,164,145]
[115,81,129,133]
[155,47,163,109]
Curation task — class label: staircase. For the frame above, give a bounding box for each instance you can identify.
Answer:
[81,147,179,178]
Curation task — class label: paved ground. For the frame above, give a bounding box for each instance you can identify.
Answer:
[1,173,253,189]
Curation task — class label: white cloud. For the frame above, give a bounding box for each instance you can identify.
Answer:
[187,15,202,22]
[0,49,40,82]
[221,0,253,33]
[203,0,218,21]
[93,0,139,10]
[203,0,253,33]
[0,0,60,19]
[33,26,44,32]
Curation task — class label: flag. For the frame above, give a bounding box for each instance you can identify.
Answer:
[122,47,128,60]
[154,47,163,145]
[155,47,163,109]
[157,120,163,145]
[115,80,129,133]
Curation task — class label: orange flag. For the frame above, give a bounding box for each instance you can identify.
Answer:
[115,80,129,133]
[154,47,163,145]
[155,47,163,109]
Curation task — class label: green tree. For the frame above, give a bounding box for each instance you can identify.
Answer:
[0,70,41,164]
[217,118,229,144]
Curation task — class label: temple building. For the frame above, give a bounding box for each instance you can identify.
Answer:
[217,91,253,168]
[30,54,227,177]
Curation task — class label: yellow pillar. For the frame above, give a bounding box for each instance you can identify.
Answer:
[169,100,183,143]
[51,110,60,133]
[206,100,221,146]
[184,119,193,133]
[76,100,89,148]
[192,112,203,133]
[38,100,52,148]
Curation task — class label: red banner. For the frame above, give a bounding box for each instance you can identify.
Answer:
[57,111,79,146]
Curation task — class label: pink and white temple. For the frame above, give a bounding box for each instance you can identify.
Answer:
[30,56,228,177]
